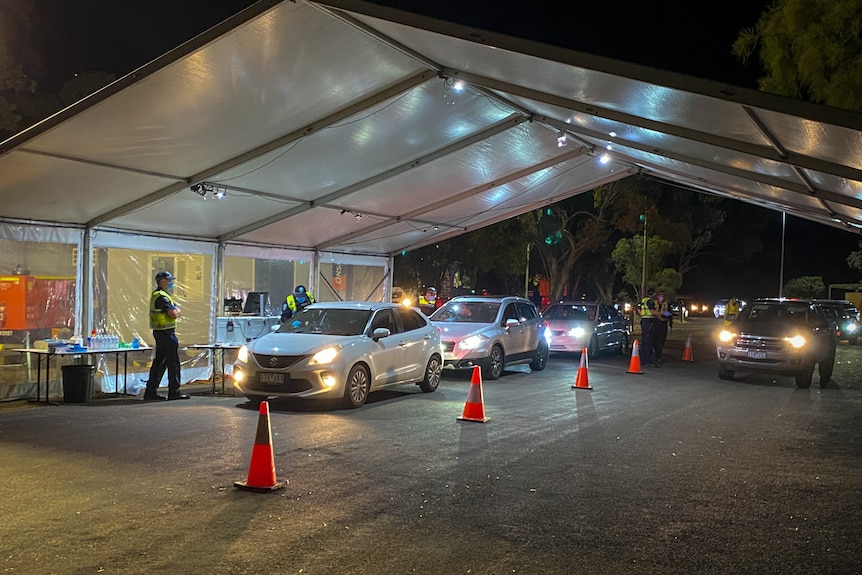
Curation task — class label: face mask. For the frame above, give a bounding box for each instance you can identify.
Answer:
[168,281,174,290]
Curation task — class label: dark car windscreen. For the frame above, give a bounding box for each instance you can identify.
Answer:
[277,308,372,335]
[740,303,810,324]
[543,305,596,322]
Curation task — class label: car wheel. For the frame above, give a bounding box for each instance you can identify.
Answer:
[617,334,629,355]
[587,336,598,359]
[818,348,835,387]
[419,355,442,392]
[343,364,370,408]
[530,342,549,371]
[246,394,267,406]
[483,345,504,380]
[717,364,734,380]
[795,364,814,389]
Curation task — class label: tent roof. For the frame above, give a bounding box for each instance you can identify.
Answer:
[1,0,860,256]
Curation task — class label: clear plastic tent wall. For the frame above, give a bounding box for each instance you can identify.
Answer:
[0,222,391,401]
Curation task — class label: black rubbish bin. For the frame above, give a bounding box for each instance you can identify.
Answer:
[62,364,95,403]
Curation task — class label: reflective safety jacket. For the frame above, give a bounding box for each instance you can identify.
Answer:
[639,296,657,319]
[149,289,177,330]
[284,292,315,315]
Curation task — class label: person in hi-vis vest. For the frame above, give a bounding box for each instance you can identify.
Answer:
[144,271,188,401]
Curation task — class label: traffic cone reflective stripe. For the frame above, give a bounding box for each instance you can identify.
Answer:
[627,339,644,374]
[682,335,693,362]
[234,401,286,492]
[458,366,490,422]
[572,347,593,390]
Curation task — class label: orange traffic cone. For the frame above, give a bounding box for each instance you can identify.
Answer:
[682,334,693,362]
[458,366,490,422]
[627,339,644,374]
[234,401,286,493]
[572,347,592,390]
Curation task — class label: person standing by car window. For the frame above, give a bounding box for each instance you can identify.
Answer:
[724,297,740,326]
[654,291,672,366]
[639,288,659,367]
[281,285,315,323]
[143,271,188,401]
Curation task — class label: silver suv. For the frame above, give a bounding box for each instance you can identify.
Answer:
[429,295,550,379]
[716,299,836,388]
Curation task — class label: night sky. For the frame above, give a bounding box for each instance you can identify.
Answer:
[21,0,862,297]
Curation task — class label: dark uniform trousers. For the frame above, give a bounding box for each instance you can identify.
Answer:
[145,328,181,395]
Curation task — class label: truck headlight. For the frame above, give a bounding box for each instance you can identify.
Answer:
[784,335,806,349]
[718,330,735,343]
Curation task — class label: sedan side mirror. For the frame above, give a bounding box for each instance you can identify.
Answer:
[372,327,391,341]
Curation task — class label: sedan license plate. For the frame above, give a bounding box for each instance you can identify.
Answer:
[747,350,767,360]
[259,372,286,385]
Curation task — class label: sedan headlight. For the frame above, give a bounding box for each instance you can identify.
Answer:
[567,326,587,338]
[846,322,857,333]
[457,334,489,351]
[784,335,806,349]
[309,346,340,365]
[718,330,735,343]
[237,345,249,363]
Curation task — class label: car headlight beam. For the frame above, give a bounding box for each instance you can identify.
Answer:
[309,346,340,365]
[457,334,489,351]
[718,330,735,343]
[566,326,586,338]
[784,335,806,349]
[237,345,249,363]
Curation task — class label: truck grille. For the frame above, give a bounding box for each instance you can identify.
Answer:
[735,335,784,352]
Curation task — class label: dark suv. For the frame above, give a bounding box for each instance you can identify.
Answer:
[429,295,550,380]
[715,299,836,388]
[812,300,859,345]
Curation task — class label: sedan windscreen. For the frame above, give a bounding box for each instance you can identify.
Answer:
[543,305,596,322]
[277,308,372,335]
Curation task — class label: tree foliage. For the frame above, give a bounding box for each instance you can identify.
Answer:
[847,240,862,280]
[611,234,681,298]
[733,0,862,111]
[782,275,826,298]
[392,214,533,298]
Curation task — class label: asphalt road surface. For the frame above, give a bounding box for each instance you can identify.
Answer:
[1,318,860,575]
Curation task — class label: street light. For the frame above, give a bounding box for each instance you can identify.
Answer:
[640,213,647,298]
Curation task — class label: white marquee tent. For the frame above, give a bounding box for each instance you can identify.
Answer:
[0,0,860,391]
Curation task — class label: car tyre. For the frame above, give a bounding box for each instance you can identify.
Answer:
[717,364,734,380]
[343,364,370,408]
[419,354,442,392]
[587,336,598,358]
[483,345,504,380]
[795,364,814,389]
[617,334,629,355]
[530,342,549,371]
[818,347,835,387]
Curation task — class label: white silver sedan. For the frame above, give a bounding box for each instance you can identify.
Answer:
[232,302,443,408]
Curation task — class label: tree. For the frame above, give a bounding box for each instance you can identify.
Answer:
[847,240,862,280]
[783,275,826,298]
[393,214,533,298]
[531,178,646,301]
[611,234,680,298]
[733,0,862,112]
